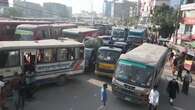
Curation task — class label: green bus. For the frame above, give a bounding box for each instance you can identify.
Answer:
[95,46,122,78]
[112,43,168,104]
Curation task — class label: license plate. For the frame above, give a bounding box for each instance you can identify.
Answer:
[99,63,115,70]
[124,97,132,101]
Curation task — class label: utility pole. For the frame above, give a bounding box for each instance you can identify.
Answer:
[175,0,182,44]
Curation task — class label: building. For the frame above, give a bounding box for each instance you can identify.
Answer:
[176,0,195,43]
[112,0,130,19]
[129,0,140,17]
[0,0,9,15]
[43,2,72,18]
[103,0,112,17]
[14,1,43,17]
[140,0,170,24]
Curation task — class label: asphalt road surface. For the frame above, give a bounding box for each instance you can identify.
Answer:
[18,71,195,110]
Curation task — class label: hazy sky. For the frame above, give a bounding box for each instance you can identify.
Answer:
[9,0,137,14]
[9,0,178,14]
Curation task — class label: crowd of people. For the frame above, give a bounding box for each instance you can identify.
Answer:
[0,53,36,110]
[148,50,193,110]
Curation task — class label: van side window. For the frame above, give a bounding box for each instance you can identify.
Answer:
[0,50,20,68]
[57,48,68,61]
[37,49,56,64]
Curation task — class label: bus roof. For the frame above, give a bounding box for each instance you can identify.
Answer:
[62,27,98,34]
[16,24,49,29]
[99,46,122,52]
[16,23,77,29]
[120,43,168,66]
[0,39,83,50]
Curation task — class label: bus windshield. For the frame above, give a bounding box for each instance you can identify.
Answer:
[128,31,144,38]
[98,49,121,63]
[112,29,125,40]
[115,60,153,87]
[15,29,33,40]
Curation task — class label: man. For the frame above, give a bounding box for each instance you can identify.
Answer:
[101,83,108,107]
[167,78,179,105]
[177,52,186,81]
[182,71,192,95]
[148,85,159,110]
[0,76,7,110]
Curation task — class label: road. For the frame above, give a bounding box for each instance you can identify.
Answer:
[19,70,195,110]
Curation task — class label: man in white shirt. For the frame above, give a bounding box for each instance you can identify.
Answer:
[148,85,159,110]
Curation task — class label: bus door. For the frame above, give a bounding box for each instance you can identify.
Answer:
[0,50,21,79]
[22,49,37,74]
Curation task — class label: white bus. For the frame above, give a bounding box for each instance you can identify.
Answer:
[0,39,84,83]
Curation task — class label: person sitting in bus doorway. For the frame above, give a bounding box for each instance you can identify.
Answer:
[100,83,108,109]
[166,77,179,105]
[182,70,193,95]
[148,85,159,110]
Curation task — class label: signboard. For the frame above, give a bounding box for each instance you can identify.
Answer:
[36,61,73,72]
[181,3,195,11]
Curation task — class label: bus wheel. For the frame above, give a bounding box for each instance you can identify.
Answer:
[56,75,67,86]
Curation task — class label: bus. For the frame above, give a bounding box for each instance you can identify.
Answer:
[0,20,52,41]
[127,28,147,48]
[62,27,99,42]
[111,27,128,42]
[0,39,84,83]
[112,43,168,104]
[15,23,77,40]
[95,46,122,77]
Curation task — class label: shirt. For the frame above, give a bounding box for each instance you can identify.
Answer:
[149,89,159,106]
[0,81,5,94]
[101,88,107,102]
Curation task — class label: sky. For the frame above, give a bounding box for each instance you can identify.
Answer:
[9,0,137,14]
[9,0,179,14]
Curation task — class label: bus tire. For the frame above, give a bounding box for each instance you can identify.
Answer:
[56,75,67,86]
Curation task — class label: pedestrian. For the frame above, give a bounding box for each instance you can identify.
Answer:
[101,83,108,107]
[176,52,186,81]
[148,85,159,110]
[0,76,8,110]
[172,56,178,76]
[166,78,179,105]
[169,50,174,63]
[11,73,21,110]
[182,71,192,95]
[17,75,26,110]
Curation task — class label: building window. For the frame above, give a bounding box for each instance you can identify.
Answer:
[184,25,193,35]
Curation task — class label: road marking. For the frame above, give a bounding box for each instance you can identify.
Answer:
[87,78,112,91]
[173,106,185,110]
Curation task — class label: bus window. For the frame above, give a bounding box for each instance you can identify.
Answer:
[80,47,84,59]
[38,49,56,63]
[57,48,68,61]
[0,50,20,68]
[68,48,75,60]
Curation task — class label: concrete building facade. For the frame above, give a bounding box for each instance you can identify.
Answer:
[103,0,112,17]
[177,0,195,43]
[43,2,72,18]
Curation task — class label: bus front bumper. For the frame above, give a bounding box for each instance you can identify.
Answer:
[112,83,148,104]
[95,70,113,78]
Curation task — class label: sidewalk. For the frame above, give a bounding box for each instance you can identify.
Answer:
[163,62,195,88]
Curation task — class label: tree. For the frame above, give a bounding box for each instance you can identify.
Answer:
[151,4,177,38]
[3,7,23,17]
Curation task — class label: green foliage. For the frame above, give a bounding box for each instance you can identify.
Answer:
[3,7,23,17]
[151,4,177,38]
